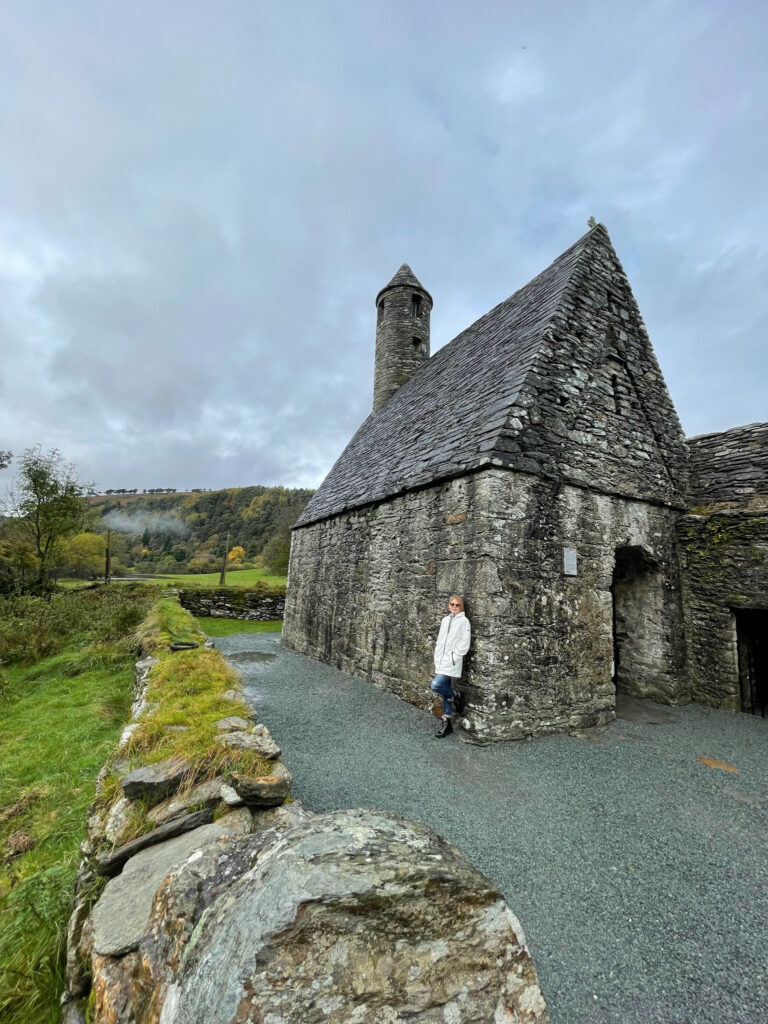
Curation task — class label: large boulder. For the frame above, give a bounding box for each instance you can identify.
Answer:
[89,804,311,1024]
[91,811,255,958]
[160,809,548,1024]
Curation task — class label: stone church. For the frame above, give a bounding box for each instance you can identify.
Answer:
[282,225,767,742]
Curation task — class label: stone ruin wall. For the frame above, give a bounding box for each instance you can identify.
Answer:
[679,511,768,709]
[678,422,768,709]
[176,588,285,621]
[283,467,687,742]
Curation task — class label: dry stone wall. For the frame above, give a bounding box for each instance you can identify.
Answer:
[283,468,687,742]
[176,588,285,620]
[62,643,549,1023]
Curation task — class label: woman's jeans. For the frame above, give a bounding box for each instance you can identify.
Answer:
[430,674,456,716]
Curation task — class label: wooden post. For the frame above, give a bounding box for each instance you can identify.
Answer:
[104,529,111,585]
[219,531,230,586]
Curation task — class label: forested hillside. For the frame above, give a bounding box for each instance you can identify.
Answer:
[89,485,314,575]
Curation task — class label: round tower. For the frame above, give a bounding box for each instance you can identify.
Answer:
[373,264,432,412]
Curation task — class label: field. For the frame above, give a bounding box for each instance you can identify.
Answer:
[0,590,278,1022]
[148,567,287,590]
[58,567,287,592]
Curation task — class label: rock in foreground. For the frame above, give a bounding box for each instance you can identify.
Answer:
[160,809,548,1024]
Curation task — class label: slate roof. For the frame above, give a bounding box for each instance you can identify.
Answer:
[296,227,604,528]
[688,423,768,506]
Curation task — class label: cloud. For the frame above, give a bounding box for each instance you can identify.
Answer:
[0,0,766,491]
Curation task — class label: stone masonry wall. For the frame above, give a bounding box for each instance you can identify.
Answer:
[504,227,689,508]
[678,510,768,709]
[688,422,768,508]
[283,468,686,742]
[177,588,285,621]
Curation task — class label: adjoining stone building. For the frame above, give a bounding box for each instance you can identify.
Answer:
[282,225,767,741]
[680,423,768,716]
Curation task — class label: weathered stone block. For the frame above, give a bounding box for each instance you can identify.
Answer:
[229,760,291,807]
[97,809,215,877]
[121,759,189,804]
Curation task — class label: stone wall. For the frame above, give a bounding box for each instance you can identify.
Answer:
[688,422,768,508]
[176,588,285,620]
[283,467,686,742]
[679,510,768,709]
[513,236,689,508]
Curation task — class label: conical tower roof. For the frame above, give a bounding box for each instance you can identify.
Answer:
[376,264,432,306]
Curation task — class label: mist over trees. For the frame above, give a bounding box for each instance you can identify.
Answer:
[88,485,313,575]
[1,446,312,584]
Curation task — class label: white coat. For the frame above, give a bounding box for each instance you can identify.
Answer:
[433,611,471,678]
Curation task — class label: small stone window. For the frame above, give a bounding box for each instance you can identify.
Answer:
[611,374,621,414]
[412,294,422,318]
[377,300,385,321]
[412,337,422,351]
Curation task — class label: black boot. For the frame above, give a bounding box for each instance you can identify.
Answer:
[436,716,453,738]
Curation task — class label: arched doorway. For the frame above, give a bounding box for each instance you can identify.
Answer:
[611,545,664,698]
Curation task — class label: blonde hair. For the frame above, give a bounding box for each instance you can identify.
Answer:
[448,594,464,612]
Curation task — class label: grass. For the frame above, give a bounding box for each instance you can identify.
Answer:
[0,650,136,1024]
[120,602,271,786]
[122,647,271,783]
[141,567,287,591]
[0,591,273,1022]
[131,597,207,652]
[197,617,283,637]
[0,586,155,668]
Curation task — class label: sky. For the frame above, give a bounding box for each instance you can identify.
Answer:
[1,0,766,493]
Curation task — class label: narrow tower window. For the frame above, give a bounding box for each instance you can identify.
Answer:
[412,294,422,318]
[611,374,621,414]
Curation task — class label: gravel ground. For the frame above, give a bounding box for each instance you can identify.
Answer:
[216,631,768,1024]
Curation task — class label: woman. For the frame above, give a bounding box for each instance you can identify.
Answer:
[430,594,471,738]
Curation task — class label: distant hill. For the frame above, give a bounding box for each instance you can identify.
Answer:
[89,485,314,575]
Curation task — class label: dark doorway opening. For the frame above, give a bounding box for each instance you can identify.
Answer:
[735,609,768,716]
[611,545,661,696]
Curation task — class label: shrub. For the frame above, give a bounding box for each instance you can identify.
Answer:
[0,587,154,666]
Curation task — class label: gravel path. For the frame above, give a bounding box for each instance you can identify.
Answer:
[217,631,768,1024]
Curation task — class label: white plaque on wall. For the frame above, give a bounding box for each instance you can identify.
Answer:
[563,548,578,576]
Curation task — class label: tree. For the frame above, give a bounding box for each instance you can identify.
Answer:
[0,450,11,470]
[2,447,93,590]
[227,545,246,564]
[261,528,291,576]
[60,532,106,577]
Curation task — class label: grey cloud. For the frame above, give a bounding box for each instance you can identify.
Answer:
[0,0,766,491]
